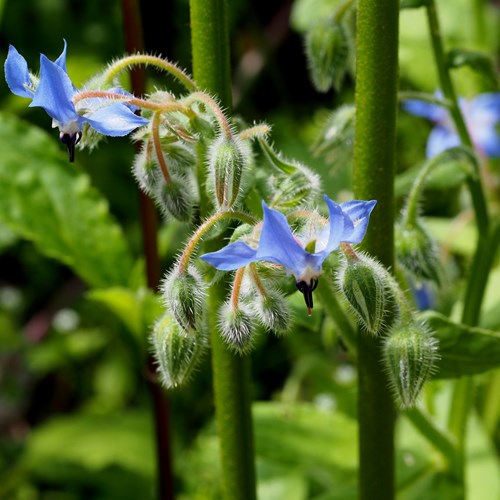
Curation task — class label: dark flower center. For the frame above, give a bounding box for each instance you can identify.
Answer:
[60,131,82,163]
[295,277,319,316]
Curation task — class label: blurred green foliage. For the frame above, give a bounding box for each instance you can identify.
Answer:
[1,0,500,499]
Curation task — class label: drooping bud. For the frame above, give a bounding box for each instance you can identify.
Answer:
[218,302,255,353]
[162,266,206,331]
[337,254,390,335]
[312,104,355,168]
[259,139,321,209]
[395,220,442,284]
[252,288,292,335]
[132,143,162,195]
[383,321,439,408]
[150,312,205,389]
[305,19,349,92]
[153,174,196,222]
[207,135,251,209]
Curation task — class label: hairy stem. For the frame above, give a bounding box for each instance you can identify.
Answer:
[353,0,399,498]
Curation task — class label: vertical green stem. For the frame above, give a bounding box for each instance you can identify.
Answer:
[353,1,399,499]
[189,1,257,499]
[120,2,174,498]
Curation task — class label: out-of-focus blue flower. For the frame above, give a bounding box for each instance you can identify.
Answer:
[4,41,148,161]
[404,92,500,158]
[201,195,376,313]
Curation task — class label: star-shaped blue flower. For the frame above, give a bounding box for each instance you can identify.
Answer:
[201,195,376,313]
[404,92,500,158]
[4,41,148,161]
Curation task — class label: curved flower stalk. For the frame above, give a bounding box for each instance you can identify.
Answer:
[403,92,500,158]
[201,195,376,315]
[4,41,148,161]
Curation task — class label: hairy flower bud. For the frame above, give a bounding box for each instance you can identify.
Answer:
[252,289,291,336]
[305,19,349,92]
[132,143,162,195]
[383,321,439,408]
[207,135,250,209]
[218,302,255,353]
[162,266,206,331]
[153,174,196,222]
[337,255,389,335]
[395,220,442,284]
[150,312,205,388]
[259,139,321,209]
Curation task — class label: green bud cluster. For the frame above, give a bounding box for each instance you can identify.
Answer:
[305,19,350,92]
[150,312,205,388]
[207,134,251,209]
[395,220,442,284]
[251,288,291,336]
[383,320,438,408]
[218,301,255,353]
[154,174,196,222]
[161,266,206,331]
[259,139,320,209]
[337,254,390,335]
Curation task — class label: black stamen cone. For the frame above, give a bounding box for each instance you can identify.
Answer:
[296,278,319,315]
[60,132,82,163]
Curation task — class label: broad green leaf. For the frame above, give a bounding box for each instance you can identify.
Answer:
[395,160,469,198]
[1,411,156,499]
[0,113,133,288]
[422,311,500,378]
[399,385,500,500]
[88,286,163,339]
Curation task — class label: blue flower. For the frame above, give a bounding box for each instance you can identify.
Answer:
[4,41,148,161]
[404,92,500,158]
[201,195,376,313]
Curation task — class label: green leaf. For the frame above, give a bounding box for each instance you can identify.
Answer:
[1,411,155,499]
[422,311,500,378]
[395,160,469,198]
[447,49,499,90]
[0,113,133,288]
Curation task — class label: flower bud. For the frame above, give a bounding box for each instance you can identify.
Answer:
[305,19,349,92]
[252,289,291,336]
[218,302,255,353]
[395,220,442,284]
[337,255,389,335]
[162,266,206,331]
[383,321,438,408]
[150,312,205,388]
[153,174,196,222]
[207,135,250,209]
[259,139,321,209]
[132,143,162,195]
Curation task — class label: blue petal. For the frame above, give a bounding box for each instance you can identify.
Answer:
[426,126,460,158]
[255,201,309,276]
[319,196,347,255]
[54,39,69,72]
[200,241,258,270]
[403,99,446,122]
[4,45,33,98]
[84,102,148,136]
[339,199,377,244]
[469,93,500,121]
[29,55,78,126]
[472,126,500,157]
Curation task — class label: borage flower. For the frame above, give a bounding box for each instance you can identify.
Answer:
[201,195,376,314]
[404,92,500,158]
[4,41,148,161]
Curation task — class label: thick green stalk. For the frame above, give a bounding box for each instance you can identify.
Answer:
[189,1,257,499]
[353,1,399,499]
